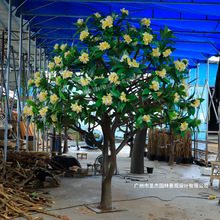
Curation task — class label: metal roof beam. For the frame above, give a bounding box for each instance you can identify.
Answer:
[210,43,220,53]
[23,13,220,22]
[12,0,27,13]
[21,0,220,5]
[22,1,56,14]
[31,16,57,26]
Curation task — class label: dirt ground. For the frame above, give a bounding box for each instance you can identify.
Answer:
[16,144,220,220]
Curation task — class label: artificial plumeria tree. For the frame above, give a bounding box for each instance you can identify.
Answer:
[25,8,201,210]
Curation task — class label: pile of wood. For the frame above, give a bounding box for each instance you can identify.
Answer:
[0,151,70,219]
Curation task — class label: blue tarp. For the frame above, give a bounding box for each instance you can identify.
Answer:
[6,0,220,67]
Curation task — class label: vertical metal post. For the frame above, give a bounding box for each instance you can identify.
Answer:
[4,0,12,161]
[37,47,42,151]
[218,101,220,161]
[26,25,31,151]
[17,14,23,152]
[205,57,209,167]
[33,37,37,151]
[195,64,199,160]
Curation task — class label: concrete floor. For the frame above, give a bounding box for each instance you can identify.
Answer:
[16,145,220,220]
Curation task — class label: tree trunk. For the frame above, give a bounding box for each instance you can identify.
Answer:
[168,131,174,166]
[63,127,68,154]
[51,128,56,157]
[131,128,147,174]
[98,114,116,210]
[58,134,62,155]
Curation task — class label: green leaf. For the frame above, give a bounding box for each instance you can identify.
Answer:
[136,115,143,126]
[111,64,124,71]
[143,88,150,95]
[110,90,121,98]
[93,99,102,108]
[127,94,137,101]
[59,89,66,100]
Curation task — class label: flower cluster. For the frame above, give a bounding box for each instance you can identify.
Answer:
[174,93,180,103]
[101,16,113,29]
[23,106,34,116]
[141,18,151,27]
[80,30,89,41]
[39,107,48,117]
[35,78,41,87]
[180,122,188,131]
[51,114,57,122]
[120,8,129,15]
[28,79,34,86]
[79,76,91,86]
[60,43,67,51]
[155,69,166,78]
[163,49,172,57]
[150,81,159,91]
[128,59,139,68]
[71,103,82,113]
[98,41,110,51]
[152,47,161,57]
[50,94,58,104]
[54,56,62,67]
[79,53,89,64]
[108,72,120,84]
[62,70,73,79]
[77,18,83,25]
[174,60,186,71]
[102,93,113,106]
[39,91,47,102]
[142,115,151,122]
[123,34,132,44]
[143,32,153,45]
[191,99,200,108]
[120,92,129,102]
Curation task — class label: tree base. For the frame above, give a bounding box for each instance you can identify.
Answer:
[86,204,126,213]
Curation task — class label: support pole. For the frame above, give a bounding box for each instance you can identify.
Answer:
[25,25,31,151]
[17,14,23,152]
[218,101,220,161]
[33,37,37,151]
[4,0,12,161]
[205,57,209,167]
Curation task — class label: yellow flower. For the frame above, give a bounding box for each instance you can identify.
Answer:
[108,72,120,84]
[56,76,61,85]
[150,81,159,91]
[60,43,67,51]
[35,78,41,87]
[128,59,139,68]
[23,106,34,116]
[62,70,73,79]
[181,59,189,67]
[39,91,47,102]
[120,8,129,15]
[51,115,57,122]
[163,49,172,57]
[180,122,188,131]
[80,30,89,41]
[48,62,55,69]
[39,107,48,117]
[79,53,89,64]
[94,74,104,79]
[54,43,59,50]
[120,92,129,102]
[123,34,132,44]
[64,51,71,58]
[28,79,34,86]
[152,47,161,57]
[174,93,180,103]
[35,72,41,78]
[141,18,151,27]
[71,103,82,113]
[77,18,84,25]
[94,37,99,41]
[94,12,101,18]
[142,115,150,122]
[155,69,166,78]
[133,41,138,46]
[156,91,162,96]
[102,93,112,106]
[143,32,153,45]
[101,16,113,29]
[54,56,62,67]
[174,60,186,71]
[79,76,91,86]
[50,94,58,104]
[98,41,110,51]
[191,99,200,108]
[120,54,131,63]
